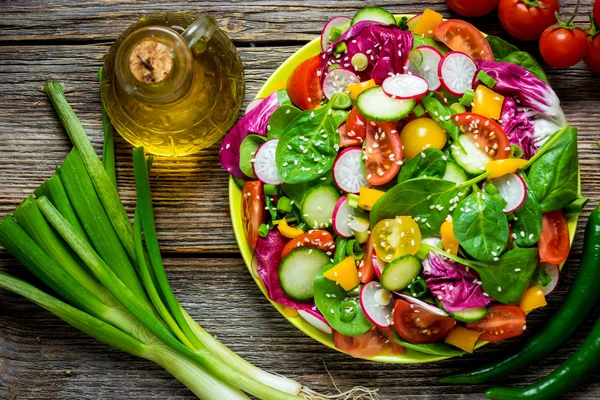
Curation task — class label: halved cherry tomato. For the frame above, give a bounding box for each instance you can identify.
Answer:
[358,236,376,283]
[371,216,422,262]
[466,304,526,342]
[453,113,511,159]
[242,181,266,248]
[286,55,323,110]
[434,20,494,61]
[539,211,570,264]
[393,299,456,344]
[364,121,402,186]
[346,106,367,143]
[281,230,334,258]
[334,327,405,358]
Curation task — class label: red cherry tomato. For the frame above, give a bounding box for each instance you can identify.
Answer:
[364,121,403,186]
[584,33,600,73]
[466,304,526,342]
[539,26,588,69]
[445,0,499,18]
[286,55,324,110]
[498,0,559,41]
[434,20,494,61]
[594,0,600,27]
[241,181,266,248]
[539,211,570,264]
[393,299,456,344]
[453,113,511,159]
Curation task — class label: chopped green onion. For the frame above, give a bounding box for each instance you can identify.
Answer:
[449,103,466,114]
[264,195,278,221]
[510,144,525,159]
[351,53,368,72]
[409,277,429,298]
[258,223,270,238]
[353,229,369,244]
[295,222,308,232]
[347,193,360,208]
[328,27,343,42]
[331,92,352,109]
[477,70,497,88]
[98,68,116,187]
[276,197,293,214]
[459,89,476,107]
[345,284,362,297]
[263,184,277,196]
[327,63,341,72]
[484,182,501,196]
[408,49,424,69]
[412,104,427,117]
[397,16,410,30]
[334,41,347,55]
[346,239,364,260]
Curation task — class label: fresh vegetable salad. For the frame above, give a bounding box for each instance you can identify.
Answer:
[220,6,585,359]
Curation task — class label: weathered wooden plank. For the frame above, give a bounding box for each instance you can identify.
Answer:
[1,257,599,399]
[0,44,599,255]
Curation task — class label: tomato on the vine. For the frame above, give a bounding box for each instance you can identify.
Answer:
[498,0,559,41]
[445,0,499,18]
[286,55,323,110]
[594,0,600,27]
[539,4,589,68]
[585,15,600,73]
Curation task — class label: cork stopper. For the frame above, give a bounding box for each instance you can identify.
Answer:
[129,40,173,84]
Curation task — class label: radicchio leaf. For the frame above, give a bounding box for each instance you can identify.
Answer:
[255,230,315,311]
[320,21,413,85]
[219,91,280,179]
[423,252,493,313]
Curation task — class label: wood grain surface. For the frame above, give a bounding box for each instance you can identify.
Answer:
[1,1,600,399]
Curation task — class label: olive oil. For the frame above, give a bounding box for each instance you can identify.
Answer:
[101,13,245,156]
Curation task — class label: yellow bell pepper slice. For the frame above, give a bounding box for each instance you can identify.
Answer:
[323,256,361,291]
[277,218,305,239]
[358,187,385,211]
[440,220,459,256]
[485,158,528,179]
[347,79,376,100]
[413,9,443,38]
[472,85,505,120]
[520,286,547,314]
[445,326,482,353]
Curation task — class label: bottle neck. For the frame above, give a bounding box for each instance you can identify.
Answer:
[115,26,193,104]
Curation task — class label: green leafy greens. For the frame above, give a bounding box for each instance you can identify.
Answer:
[239,134,266,178]
[266,104,301,139]
[398,148,447,182]
[511,176,543,247]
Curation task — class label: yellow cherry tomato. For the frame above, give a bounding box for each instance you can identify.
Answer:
[440,220,459,256]
[371,216,422,262]
[400,118,447,160]
[485,158,528,178]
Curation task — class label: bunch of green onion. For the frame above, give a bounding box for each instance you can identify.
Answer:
[0,80,377,400]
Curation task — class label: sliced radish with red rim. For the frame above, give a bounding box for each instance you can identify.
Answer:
[406,14,421,30]
[373,255,383,279]
[253,139,282,185]
[245,98,264,114]
[491,173,527,213]
[332,196,357,238]
[396,293,449,316]
[360,281,394,328]
[321,16,351,52]
[405,46,442,91]
[539,263,559,296]
[298,309,333,334]
[438,51,477,96]
[381,74,429,100]
[323,69,360,100]
[333,147,368,193]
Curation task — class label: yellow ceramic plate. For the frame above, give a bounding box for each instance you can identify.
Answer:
[228,21,579,363]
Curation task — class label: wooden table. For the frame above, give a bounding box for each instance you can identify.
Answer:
[1,1,599,398]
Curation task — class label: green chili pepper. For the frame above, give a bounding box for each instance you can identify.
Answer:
[346,239,364,260]
[333,237,349,264]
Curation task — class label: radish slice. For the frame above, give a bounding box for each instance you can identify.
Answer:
[539,263,560,296]
[406,14,421,30]
[349,215,370,233]
[253,139,282,185]
[321,16,351,52]
[406,46,442,90]
[491,173,527,213]
[360,282,394,328]
[298,309,333,335]
[323,69,360,100]
[396,293,449,316]
[333,147,368,193]
[373,255,383,279]
[421,236,442,248]
[332,196,357,238]
[381,74,429,100]
[245,98,264,114]
[438,51,477,96]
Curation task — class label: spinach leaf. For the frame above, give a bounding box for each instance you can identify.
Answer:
[528,126,579,213]
[471,247,539,304]
[394,332,465,357]
[276,107,345,184]
[276,89,292,105]
[502,51,548,83]
[453,190,509,262]
[398,148,447,182]
[370,178,468,237]
[421,96,461,146]
[532,268,552,287]
[563,194,589,219]
[281,173,333,206]
[239,134,266,178]
[511,176,542,247]
[486,35,519,61]
[267,104,301,139]
[313,265,373,336]
[413,33,449,54]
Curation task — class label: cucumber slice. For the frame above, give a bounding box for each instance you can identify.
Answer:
[380,255,422,291]
[443,161,469,184]
[351,6,397,26]
[356,86,415,122]
[449,306,489,323]
[279,248,331,301]
[301,185,340,229]
[450,135,492,175]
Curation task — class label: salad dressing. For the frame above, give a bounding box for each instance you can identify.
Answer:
[101,13,245,156]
